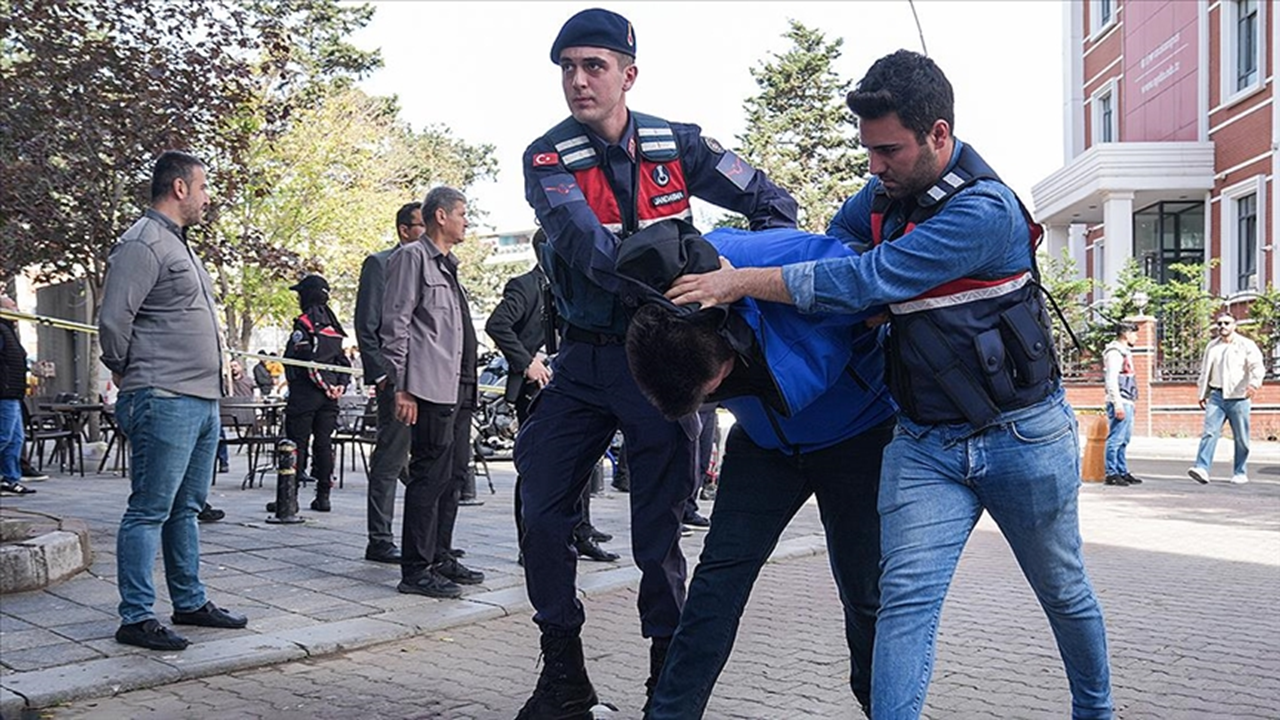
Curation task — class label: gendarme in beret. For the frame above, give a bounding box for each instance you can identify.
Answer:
[550,8,636,64]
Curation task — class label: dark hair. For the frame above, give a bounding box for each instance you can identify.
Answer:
[150,150,205,202]
[423,186,466,226]
[1114,321,1138,335]
[626,304,735,420]
[846,50,954,141]
[396,201,422,230]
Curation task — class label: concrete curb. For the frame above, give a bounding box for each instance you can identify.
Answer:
[0,519,91,594]
[0,533,829,717]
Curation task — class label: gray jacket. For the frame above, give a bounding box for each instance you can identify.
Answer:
[99,210,223,400]
[380,237,463,404]
[354,246,396,385]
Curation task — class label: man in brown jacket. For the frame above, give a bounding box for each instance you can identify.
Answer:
[380,186,484,598]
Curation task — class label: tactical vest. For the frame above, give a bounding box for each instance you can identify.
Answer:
[1106,343,1138,401]
[545,113,693,335]
[0,320,26,400]
[872,144,1059,429]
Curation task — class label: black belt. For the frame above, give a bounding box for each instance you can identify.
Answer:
[563,325,625,346]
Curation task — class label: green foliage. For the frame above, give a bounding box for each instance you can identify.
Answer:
[734,20,866,232]
[1245,284,1280,369]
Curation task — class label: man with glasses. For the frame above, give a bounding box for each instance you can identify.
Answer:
[1188,314,1265,485]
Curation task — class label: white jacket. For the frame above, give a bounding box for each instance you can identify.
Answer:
[1196,333,1265,400]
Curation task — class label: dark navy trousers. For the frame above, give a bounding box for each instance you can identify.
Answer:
[515,340,698,638]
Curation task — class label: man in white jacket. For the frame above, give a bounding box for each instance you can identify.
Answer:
[1188,314,1266,485]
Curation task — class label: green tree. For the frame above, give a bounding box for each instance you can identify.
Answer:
[732,20,867,232]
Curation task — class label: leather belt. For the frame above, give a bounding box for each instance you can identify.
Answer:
[563,325,625,346]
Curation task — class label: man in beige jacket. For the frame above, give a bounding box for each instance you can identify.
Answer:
[381,186,484,598]
[1188,313,1266,485]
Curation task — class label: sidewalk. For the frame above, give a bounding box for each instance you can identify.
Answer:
[0,451,801,717]
[2,434,1278,717]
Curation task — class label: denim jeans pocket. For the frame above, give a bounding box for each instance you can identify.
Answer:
[1008,406,1074,445]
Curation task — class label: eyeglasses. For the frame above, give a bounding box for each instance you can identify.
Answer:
[1216,321,1235,327]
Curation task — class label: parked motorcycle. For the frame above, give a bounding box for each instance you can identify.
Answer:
[474,351,517,461]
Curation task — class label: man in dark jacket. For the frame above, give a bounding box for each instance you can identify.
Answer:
[485,230,618,563]
[352,202,424,563]
[0,294,35,496]
[284,273,351,513]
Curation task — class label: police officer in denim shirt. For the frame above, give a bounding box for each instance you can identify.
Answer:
[667,50,1115,719]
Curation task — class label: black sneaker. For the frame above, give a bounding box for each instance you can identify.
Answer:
[364,542,402,564]
[435,557,485,585]
[682,512,711,529]
[1122,472,1144,485]
[171,601,248,629]
[398,570,464,598]
[310,495,331,512]
[1103,475,1130,486]
[115,619,190,650]
[197,503,225,523]
[20,461,48,481]
[448,547,466,558]
[0,480,36,495]
[587,526,613,543]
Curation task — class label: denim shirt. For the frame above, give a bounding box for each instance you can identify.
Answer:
[781,141,1032,315]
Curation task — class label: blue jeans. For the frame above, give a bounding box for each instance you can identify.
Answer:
[647,420,893,719]
[1103,400,1133,476]
[1193,390,1251,477]
[0,398,23,482]
[873,391,1113,719]
[115,388,219,625]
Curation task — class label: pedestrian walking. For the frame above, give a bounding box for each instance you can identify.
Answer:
[1188,313,1265,485]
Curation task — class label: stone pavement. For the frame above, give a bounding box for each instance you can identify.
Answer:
[2,436,1279,718]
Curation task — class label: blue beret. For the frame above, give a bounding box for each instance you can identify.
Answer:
[550,8,636,64]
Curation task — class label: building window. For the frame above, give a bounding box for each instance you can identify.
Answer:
[1224,0,1264,100]
[1091,0,1117,37]
[1090,83,1118,146]
[1236,194,1258,291]
[1133,201,1205,284]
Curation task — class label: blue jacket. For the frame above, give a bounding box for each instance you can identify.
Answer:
[524,112,797,335]
[706,228,896,454]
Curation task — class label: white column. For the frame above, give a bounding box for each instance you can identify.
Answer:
[1102,191,1135,290]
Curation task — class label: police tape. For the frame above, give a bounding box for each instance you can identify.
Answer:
[2,308,356,376]
[1,308,513,389]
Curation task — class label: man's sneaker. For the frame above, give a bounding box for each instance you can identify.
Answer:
[680,525,694,537]
[1230,474,1250,484]
[398,570,464,598]
[682,512,711,530]
[197,503,225,523]
[19,460,48,481]
[0,479,36,495]
[1122,473,1144,485]
[171,601,248,629]
[434,557,485,585]
[1188,467,1210,484]
[574,537,620,562]
[115,619,190,650]
[1103,474,1130,487]
[516,633,598,720]
[587,526,613,543]
[365,541,402,564]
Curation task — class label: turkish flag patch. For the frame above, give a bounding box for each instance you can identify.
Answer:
[532,152,560,167]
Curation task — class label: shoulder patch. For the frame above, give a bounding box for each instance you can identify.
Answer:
[704,136,725,154]
[540,172,586,208]
[291,330,305,343]
[715,151,755,191]
[532,152,559,167]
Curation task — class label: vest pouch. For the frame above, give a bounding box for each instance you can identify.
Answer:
[999,301,1054,387]
[973,328,1016,405]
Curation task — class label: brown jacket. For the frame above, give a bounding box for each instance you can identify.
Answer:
[379,237,464,404]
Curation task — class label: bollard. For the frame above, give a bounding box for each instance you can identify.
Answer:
[1079,413,1108,483]
[266,439,305,524]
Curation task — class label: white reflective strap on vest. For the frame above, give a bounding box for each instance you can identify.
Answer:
[889,272,1032,316]
[636,210,692,229]
[554,135,591,152]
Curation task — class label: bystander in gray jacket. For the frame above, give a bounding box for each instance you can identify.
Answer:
[99,209,223,399]
[379,238,464,404]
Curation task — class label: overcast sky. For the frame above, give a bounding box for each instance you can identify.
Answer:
[349,1,1068,234]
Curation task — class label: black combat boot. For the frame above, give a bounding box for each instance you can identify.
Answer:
[310,479,332,512]
[515,632,598,720]
[642,636,671,713]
